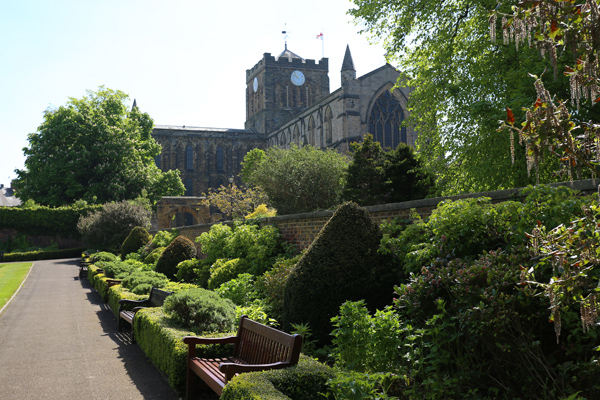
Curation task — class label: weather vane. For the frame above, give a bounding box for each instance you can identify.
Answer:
[282,23,290,50]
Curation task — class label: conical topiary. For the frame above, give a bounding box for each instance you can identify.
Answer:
[155,235,197,280]
[282,202,394,345]
[120,226,152,261]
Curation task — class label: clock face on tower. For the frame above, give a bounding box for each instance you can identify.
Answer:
[253,77,258,92]
[291,70,305,86]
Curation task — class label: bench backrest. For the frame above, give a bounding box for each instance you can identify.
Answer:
[147,287,173,308]
[233,316,302,366]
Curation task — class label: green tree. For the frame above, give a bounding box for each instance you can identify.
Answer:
[240,148,266,185]
[199,183,269,220]
[344,134,433,205]
[244,145,349,215]
[14,86,184,206]
[349,0,579,195]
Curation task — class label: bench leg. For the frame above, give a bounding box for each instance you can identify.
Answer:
[186,363,196,400]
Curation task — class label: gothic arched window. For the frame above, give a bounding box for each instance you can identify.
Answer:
[155,154,161,169]
[185,145,193,171]
[293,125,300,146]
[368,91,406,150]
[324,106,333,145]
[185,178,193,196]
[308,116,315,146]
[216,146,224,172]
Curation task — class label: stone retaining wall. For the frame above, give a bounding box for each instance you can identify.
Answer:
[160,179,599,252]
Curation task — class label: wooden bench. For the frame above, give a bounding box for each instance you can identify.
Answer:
[118,287,173,341]
[183,315,303,398]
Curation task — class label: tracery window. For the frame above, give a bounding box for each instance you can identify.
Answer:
[185,178,193,196]
[308,116,315,146]
[185,145,193,171]
[324,106,333,145]
[368,91,407,150]
[216,146,224,172]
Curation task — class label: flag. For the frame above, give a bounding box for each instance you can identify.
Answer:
[316,32,323,39]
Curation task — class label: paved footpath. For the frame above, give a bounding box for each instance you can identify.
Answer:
[0,258,181,400]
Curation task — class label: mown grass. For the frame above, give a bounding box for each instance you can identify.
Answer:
[0,263,33,310]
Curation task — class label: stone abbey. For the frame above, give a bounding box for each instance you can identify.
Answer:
[151,45,413,198]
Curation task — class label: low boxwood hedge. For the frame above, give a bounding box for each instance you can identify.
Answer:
[2,247,87,262]
[134,307,236,392]
[221,355,334,400]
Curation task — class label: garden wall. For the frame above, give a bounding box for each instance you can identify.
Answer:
[166,179,599,251]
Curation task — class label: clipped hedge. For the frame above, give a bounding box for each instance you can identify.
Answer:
[120,226,152,261]
[0,204,101,238]
[134,307,236,392]
[3,247,87,262]
[221,355,334,400]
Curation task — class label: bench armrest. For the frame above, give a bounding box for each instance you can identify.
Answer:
[183,336,237,346]
[219,361,290,381]
[118,298,149,312]
[183,336,238,359]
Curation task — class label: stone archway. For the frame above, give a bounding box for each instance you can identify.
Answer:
[156,197,211,229]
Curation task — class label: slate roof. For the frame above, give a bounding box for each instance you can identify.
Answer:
[0,187,20,207]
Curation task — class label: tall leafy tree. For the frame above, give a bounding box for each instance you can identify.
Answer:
[344,134,433,205]
[245,145,349,215]
[349,0,579,194]
[14,87,184,206]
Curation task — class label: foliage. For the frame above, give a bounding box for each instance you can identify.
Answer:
[197,222,294,278]
[77,200,151,251]
[120,226,152,261]
[0,203,101,239]
[344,134,433,205]
[120,270,169,294]
[90,251,118,263]
[331,300,404,374]
[143,247,165,265]
[175,258,203,284]
[155,235,196,280]
[221,355,334,400]
[214,273,259,306]
[134,307,236,392]
[163,287,236,333]
[283,202,394,345]
[525,199,600,340]
[244,144,349,215]
[245,203,277,219]
[2,247,85,262]
[200,183,269,220]
[240,148,267,185]
[349,0,577,195]
[97,260,138,279]
[322,370,400,400]
[208,258,250,290]
[13,86,184,206]
[257,255,302,322]
[494,0,600,181]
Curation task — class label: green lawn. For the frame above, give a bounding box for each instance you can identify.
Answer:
[0,263,33,310]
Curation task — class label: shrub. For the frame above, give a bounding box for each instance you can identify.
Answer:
[221,355,334,400]
[283,202,394,345]
[175,258,204,283]
[163,288,236,333]
[134,307,236,391]
[97,260,138,279]
[120,226,152,261]
[214,273,258,307]
[121,270,169,294]
[155,236,196,280]
[90,251,118,263]
[77,201,151,251]
[141,229,178,259]
[208,258,250,290]
[2,247,86,262]
[143,246,165,264]
[257,255,301,322]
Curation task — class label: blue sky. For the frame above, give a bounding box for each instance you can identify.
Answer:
[0,0,387,187]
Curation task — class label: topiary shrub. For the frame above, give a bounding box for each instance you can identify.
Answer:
[143,246,165,265]
[207,258,250,290]
[120,226,152,261]
[90,251,118,263]
[175,258,210,285]
[121,270,169,294]
[98,260,138,279]
[155,236,196,280]
[163,288,236,333]
[282,202,394,345]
